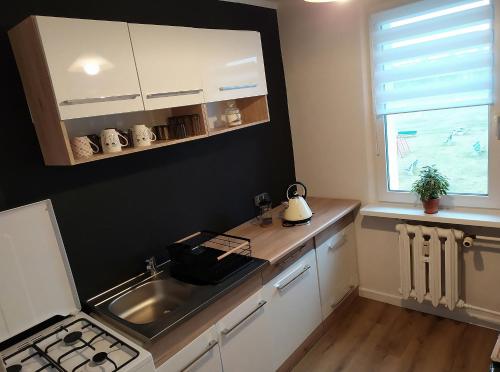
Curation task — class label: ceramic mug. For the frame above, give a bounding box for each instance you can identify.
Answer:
[70,136,99,159]
[100,128,129,153]
[132,124,157,147]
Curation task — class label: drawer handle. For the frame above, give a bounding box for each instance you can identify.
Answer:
[219,83,258,91]
[146,89,203,99]
[221,300,267,336]
[330,286,356,309]
[329,235,347,251]
[180,340,218,372]
[277,265,311,291]
[60,94,140,106]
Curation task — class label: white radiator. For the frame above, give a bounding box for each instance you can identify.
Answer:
[396,224,464,310]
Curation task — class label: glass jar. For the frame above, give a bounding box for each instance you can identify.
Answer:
[223,102,242,127]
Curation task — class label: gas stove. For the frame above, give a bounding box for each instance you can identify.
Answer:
[0,201,155,372]
[1,313,153,372]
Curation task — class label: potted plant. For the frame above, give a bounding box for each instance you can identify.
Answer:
[411,165,449,214]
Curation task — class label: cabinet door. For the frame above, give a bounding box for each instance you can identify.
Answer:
[263,250,322,370]
[157,326,222,372]
[129,24,204,111]
[316,223,359,320]
[36,16,144,120]
[216,289,273,372]
[201,29,267,102]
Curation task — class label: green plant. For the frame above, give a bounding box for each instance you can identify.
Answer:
[411,166,449,201]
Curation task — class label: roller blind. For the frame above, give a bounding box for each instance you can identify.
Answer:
[371,0,494,115]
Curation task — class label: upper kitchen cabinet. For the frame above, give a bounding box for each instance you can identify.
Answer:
[9,16,270,165]
[128,24,204,111]
[201,29,267,103]
[34,16,144,120]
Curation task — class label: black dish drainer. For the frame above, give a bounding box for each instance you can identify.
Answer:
[167,231,253,285]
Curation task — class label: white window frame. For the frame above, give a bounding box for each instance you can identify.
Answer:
[369,0,500,209]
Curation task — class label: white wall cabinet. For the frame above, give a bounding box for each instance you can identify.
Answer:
[157,326,222,372]
[36,16,144,120]
[263,249,322,370]
[128,24,204,111]
[10,16,270,165]
[201,29,267,103]
[215,289,273,372]
[315,223,359,320]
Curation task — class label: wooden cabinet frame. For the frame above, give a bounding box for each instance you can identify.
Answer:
[9,16,270,166]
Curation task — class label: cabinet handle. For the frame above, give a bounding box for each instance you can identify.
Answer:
[329,235,347,251]
[60,94,140,106]
[330,286,356,309]
[146,89,203,99]
[179,340,218,372]
[277,264,311,291]
[219,83,258,91]
[221,300,267,336]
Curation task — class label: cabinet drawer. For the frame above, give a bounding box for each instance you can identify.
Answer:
[216,289,273,372]
[262,238,314,284]
[263,249,322,370]
[157,326,222,372]
[316,223,358,320]
[315,212,354,248]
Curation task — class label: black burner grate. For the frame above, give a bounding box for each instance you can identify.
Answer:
[2,318,140,372]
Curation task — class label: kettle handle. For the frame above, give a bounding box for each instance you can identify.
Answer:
[286,182,308,200]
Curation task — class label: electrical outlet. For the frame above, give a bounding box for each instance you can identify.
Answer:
[254,192,271,207]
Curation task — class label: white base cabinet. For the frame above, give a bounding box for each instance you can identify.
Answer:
[159,223,359,372]
[157,326,222,372]
[215,289,273,372]
[263,249,322,370]
[315,223,359,320]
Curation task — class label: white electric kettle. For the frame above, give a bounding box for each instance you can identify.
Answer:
[282,182,313,226]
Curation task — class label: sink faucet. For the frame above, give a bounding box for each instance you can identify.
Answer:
[145,256,158,276]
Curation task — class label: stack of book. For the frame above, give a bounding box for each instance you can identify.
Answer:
[154,114,204,141]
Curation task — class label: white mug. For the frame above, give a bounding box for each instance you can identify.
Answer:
[132,124,157,147]
[71,136,99,159]
[100,129,129,153]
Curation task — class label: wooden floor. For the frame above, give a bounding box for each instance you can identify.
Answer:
[293,297,497,372]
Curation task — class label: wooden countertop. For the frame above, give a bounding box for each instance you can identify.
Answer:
[227,197,360,264]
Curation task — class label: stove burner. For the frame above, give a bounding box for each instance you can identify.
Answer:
[6,365,22,372]
[63,331,82,346]
[92,352,107,366]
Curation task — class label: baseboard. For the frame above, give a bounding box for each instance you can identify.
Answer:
[359,287,500,331]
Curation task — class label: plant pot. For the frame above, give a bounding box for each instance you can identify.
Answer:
[422,198,440,214]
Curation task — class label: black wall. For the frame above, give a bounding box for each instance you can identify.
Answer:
[1,1,295,300]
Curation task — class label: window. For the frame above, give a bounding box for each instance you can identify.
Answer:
[371,0,495,204]
[386,105,489,195]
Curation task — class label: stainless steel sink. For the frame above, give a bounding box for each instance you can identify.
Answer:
[108,278,196,324]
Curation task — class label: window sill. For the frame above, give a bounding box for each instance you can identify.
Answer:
[360,203,500,229]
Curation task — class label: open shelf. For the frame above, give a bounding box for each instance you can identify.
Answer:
[73,134,208,165]
[206,95,270,136]
[26,95,269,165]
[63,104,209,165]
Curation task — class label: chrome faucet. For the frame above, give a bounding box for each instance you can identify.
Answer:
[145,256,158,276]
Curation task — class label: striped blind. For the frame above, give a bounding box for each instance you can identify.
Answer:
[371,0,494,115]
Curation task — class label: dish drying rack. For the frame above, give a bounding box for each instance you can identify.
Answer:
[167,231,253,285]
[177,231,252,260]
